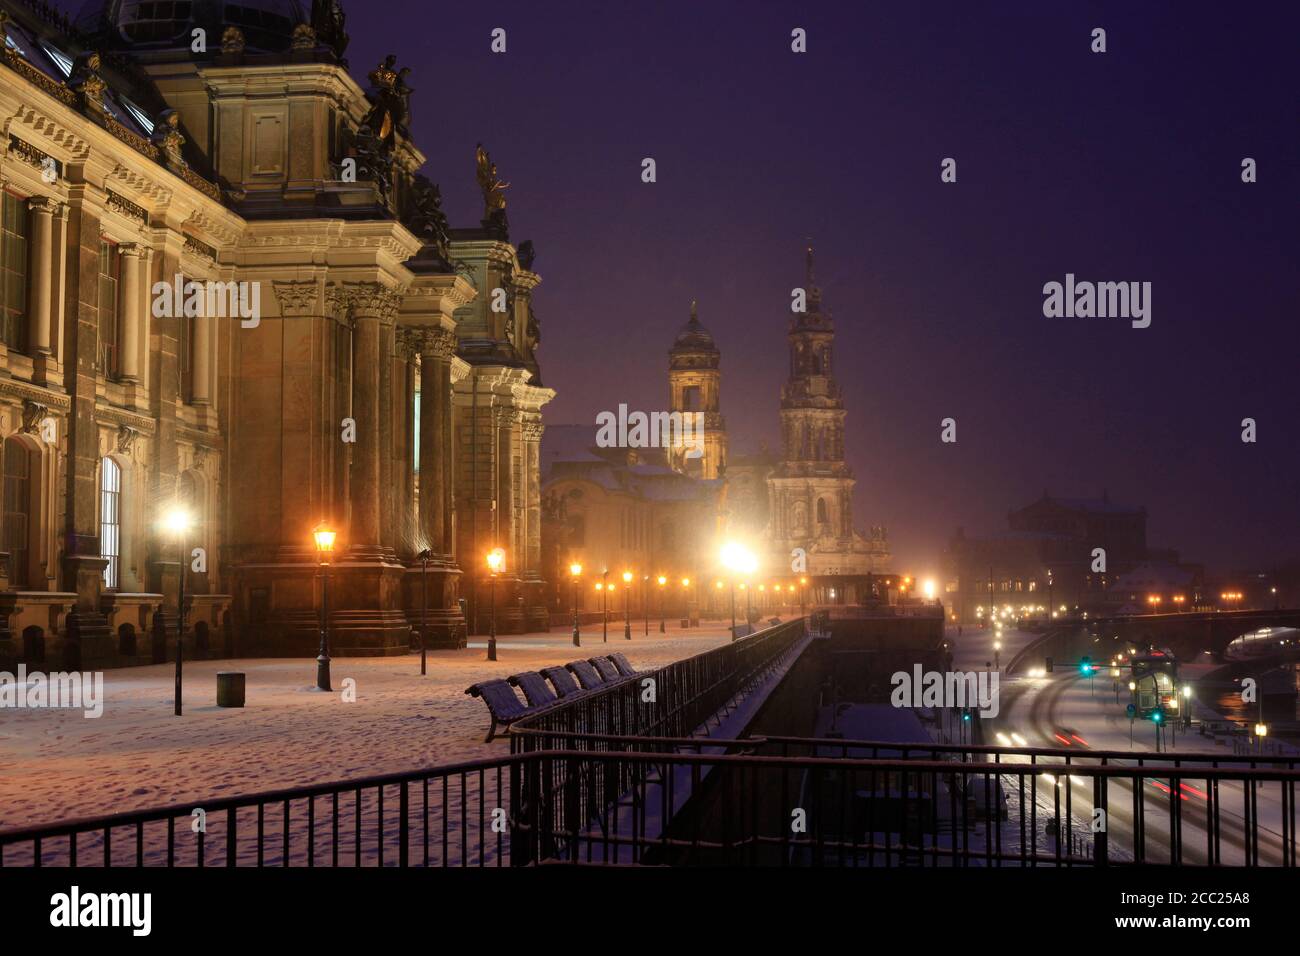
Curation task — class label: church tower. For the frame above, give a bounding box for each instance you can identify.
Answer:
[767,246,888,588]
[667,301,727,479]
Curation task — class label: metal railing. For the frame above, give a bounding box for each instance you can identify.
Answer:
[4,741,1296,867]
[509,617,807,752]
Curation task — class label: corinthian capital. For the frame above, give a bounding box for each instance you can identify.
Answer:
[345,281,401,325]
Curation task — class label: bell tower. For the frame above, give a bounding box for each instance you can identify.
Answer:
[667,300,726,479]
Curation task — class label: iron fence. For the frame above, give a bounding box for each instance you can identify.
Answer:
[3,740,1297,867]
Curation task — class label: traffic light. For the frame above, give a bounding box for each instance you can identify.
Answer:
[1045,657,1054,673]
[1079,655,1093,676]
[1152,709,1164,724]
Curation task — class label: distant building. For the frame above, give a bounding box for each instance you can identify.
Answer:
[943,492,1159,623]
[541,247,891,618]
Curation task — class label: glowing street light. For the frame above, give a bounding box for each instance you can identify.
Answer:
[569,562,583,647]
[311,521,336,692]
[720,542,758,639]
[162,506,195,714]
[486,548,505,661]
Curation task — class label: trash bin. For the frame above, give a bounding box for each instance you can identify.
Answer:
[216,671,246,708]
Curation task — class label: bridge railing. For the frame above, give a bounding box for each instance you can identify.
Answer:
[508,617,807,753]
[3,745,1296,867]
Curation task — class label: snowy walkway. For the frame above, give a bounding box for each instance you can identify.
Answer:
[0,623,734,832]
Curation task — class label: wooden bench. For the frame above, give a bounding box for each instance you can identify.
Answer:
[509,671,559,708]
[465,679,531,742]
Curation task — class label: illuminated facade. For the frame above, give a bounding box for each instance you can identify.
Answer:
[0,0,551,668]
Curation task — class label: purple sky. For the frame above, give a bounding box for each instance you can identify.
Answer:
[319,3,1295,572]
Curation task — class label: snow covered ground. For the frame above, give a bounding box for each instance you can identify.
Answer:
[0,623,734,833]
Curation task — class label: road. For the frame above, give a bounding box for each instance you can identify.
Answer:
[949,627,1293,865]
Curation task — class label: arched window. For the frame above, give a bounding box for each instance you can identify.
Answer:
[100,456,121,589]
[3,437,32,587]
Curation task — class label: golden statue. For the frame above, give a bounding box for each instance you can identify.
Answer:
[475,143,510,213]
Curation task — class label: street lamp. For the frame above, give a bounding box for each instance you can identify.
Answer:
[569,562,583,647]
[643,575,650,636]
[681,577,691,627]
[163,507,195,715]
[486,548,505,661]
[799,576,807,617]
[1255,721,1269,754]
[994,639,1002,670]
[622,570,633,640]
[417,548,432,675]
[657,575,667,633]
[312,522,337,692]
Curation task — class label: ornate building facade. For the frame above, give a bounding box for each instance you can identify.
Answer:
[765,247,889,598]
[0,0,551,671]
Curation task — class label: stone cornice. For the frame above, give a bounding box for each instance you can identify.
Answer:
[0,378,71,412]
[94,403,157,435]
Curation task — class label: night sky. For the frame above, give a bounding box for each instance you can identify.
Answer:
[295,3,1297,571]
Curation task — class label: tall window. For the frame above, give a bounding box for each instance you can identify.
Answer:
[178,275,193,402]
[98,241,120,377]
[0,193,28,352]
[100,457,121,589]
[3,439,31,587]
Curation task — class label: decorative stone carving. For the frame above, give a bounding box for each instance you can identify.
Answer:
[150,110,186,172]
[405,174,451,263]
[345,282,400,325]
[291,23,317,50]
[69,52,107,115]
[409,326,456,360]
[521,417,544,442]
[116,425,140,456]
[474,143,510,239]
[193,445,210,472]
[221,26,246,54]
[20,400,49,435]
[273,280,319,317]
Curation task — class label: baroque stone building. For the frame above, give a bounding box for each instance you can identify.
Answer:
[0,0,551,670]
[542,248,890,616]
[765,247,889,599]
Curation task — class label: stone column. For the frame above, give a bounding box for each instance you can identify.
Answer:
[118,243,143,382]
[345,283,397,556]
[417,328,456,556]
[395,329,419,554]
[378,319,394,555]
[26,197,58,354]
[522,415,544,574]
[495,406,517,564]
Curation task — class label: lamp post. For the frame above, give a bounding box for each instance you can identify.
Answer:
[681,577,691,628]
[622,571,633,640]
[569,562,583,647]
[486,548,504,661]
[642,575,650,636]
[313,522,337,692]
[163,507,194,715]
[657,576,667,633]
[799,576,807,618]
[601,570,609,642]
[417,548,432,676]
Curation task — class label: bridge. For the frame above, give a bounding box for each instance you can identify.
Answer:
[1083,608,1300,662]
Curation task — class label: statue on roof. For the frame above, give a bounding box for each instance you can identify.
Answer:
[475,143,510,237]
